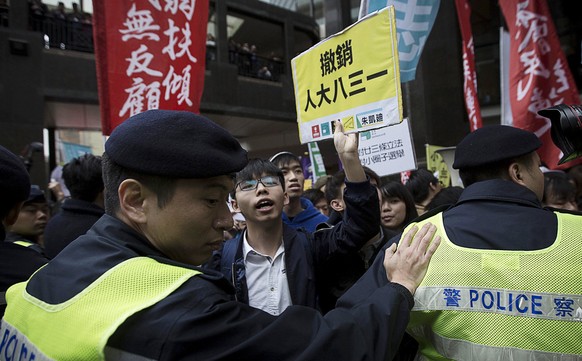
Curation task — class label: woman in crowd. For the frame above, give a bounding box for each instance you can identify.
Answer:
[380,181,418,233]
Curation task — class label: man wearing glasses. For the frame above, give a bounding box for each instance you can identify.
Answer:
[207,120,381,315]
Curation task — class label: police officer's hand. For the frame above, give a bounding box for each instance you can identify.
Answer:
[383,223,441,295]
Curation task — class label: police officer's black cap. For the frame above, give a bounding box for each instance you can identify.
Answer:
[0,145,31,208]
[453,125,541,169]
[105,110,248,178]
[26,185,46,203]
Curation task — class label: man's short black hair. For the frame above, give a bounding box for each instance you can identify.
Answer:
[303,188,326,206]
[102,153,177,215]
[232,158,285,200]
[426,186,464,211]
[63,154,104,202]
[405,169,439,204]
[325,167,379,203]
[269,152,301,170]
[325,170,346,203]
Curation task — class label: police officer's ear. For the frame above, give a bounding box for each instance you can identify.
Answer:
[118,179,148,224]
[508,162,526,186]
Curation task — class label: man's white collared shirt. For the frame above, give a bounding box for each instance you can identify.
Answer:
[242,233,292,315]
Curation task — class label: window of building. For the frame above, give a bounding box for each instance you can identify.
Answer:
[226,9,285,80]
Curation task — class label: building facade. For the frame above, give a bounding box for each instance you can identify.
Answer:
[1,0,580,186]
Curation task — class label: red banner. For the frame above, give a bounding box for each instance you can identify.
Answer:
[93,0,209,135]
[499,0,581,170]
[454,0,482,132]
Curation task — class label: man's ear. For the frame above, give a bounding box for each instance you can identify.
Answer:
[508,162,526,186]
[330,198,344,212]
[231,198,241,212]
[4,202,24,226]
[118,179,148,224]
[283,191,290,206]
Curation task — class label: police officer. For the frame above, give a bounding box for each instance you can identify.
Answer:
[367,125,582,359]
[0,146,48,317]
[1,110,440,361]
[4,185,49,255]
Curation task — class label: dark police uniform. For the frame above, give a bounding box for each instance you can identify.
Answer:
[4,232,46,255]
[3,214,413,360]
[442,178,557,250]
[0,232,48,317]
[0,146,47,318]
[1,110,418,361]
[366,125,582,360]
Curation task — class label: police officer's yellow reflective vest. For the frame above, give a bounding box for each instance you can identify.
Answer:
[406,211,582,361]
[0,257,201,361]
[12,240,35,248]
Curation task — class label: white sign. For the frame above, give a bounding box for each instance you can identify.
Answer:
[358,118,416,177]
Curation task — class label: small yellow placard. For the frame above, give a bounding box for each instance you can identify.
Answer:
[426,144,451,187]
[291,6,403,144]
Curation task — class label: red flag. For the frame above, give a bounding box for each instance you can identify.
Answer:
[499,0,581,170]
[93,0,209,135]
[455,0,482,131]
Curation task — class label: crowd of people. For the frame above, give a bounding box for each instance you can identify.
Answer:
[29,1,91,24]
[28,0,93,52]
[227,39,284,81]
[1,109,581,359]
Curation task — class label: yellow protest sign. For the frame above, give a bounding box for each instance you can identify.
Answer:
[291,6,402,144]
[426,144,451,187]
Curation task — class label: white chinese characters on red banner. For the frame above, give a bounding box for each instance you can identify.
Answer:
[93,0,208,135]
[499,0,581,170]
[455,0,482,132]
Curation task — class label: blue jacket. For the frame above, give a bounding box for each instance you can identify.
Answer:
[282,197,328,232]
[207,179,380,310]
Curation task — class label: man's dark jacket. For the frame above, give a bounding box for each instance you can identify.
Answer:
[0,227,48,317]
[43,198,104,258]
[206,179,380,310]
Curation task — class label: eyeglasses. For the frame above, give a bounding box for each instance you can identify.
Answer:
[236,176,281,191]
